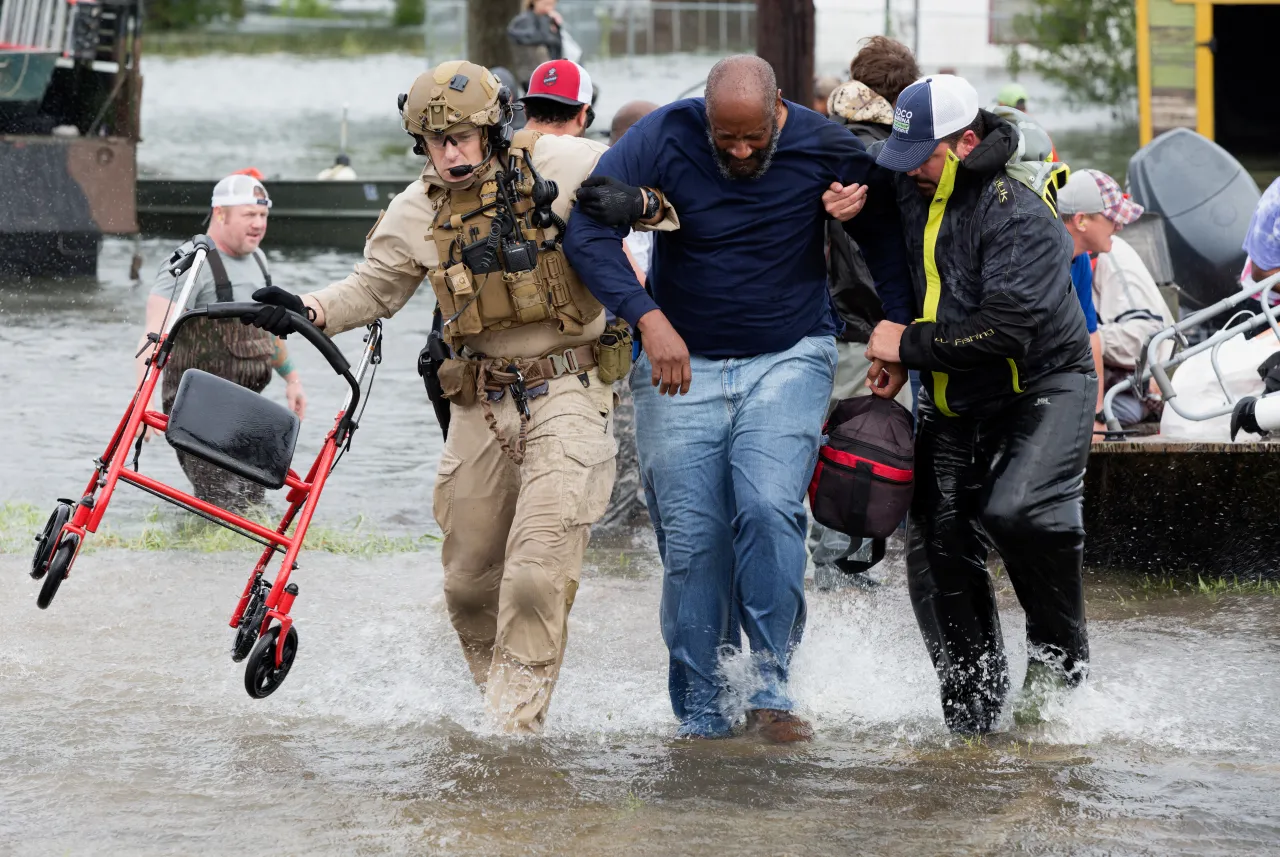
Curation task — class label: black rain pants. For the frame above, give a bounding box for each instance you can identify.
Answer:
[906,371,1095,734]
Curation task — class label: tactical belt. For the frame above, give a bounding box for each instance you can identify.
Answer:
[473,343,598,390]
[460,344,600,466]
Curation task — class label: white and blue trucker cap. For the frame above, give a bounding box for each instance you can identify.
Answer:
[876,74,980,172]
[211,173,272,209]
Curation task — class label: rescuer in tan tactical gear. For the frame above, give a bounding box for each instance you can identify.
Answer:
[241,60,667,733]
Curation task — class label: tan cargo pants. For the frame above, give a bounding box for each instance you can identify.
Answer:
[433,369,617,733]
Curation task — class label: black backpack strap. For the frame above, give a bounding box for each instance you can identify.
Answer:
[203,247,233,304]
[251,249,272,289]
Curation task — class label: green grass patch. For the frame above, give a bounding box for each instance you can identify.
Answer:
[1,501,437,557]
[1104,571,1280,605]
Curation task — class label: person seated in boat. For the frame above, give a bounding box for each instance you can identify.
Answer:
[316,153,356,181]
[134,174,307,511]
[1059,169,1172,429]
[1241,177,1280,300]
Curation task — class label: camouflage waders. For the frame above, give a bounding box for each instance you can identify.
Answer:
[161,249,277,512]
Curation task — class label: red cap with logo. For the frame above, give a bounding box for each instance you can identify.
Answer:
[523,60,593,106]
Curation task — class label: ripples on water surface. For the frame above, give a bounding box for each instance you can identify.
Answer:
[0,54,1276,857]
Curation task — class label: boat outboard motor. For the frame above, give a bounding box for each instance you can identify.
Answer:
[1230,395,1280,440]
[1126,128,1261,311]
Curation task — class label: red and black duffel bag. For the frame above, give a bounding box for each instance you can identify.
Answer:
[808,396,914,539]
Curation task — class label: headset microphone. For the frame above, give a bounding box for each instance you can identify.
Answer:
[448,164,475,178]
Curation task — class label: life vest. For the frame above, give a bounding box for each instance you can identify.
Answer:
[427,129,603,349]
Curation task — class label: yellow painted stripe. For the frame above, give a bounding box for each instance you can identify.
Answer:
[1136,0,1153,147]
[1194,2,1215,141]
[1007,358,1023,394]
[922,151,959,417]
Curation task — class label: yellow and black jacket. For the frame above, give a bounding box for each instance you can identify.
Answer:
[895,110,1092,417]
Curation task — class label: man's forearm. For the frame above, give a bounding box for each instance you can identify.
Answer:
[271,338,299,379]
[899,294,1037,371]
[564,217,659,326]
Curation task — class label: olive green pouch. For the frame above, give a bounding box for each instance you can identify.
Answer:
[594,322,634,384]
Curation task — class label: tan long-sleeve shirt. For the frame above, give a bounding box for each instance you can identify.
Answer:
[311,133,673,359]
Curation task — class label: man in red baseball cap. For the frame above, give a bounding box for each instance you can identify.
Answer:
[521,59,595,138]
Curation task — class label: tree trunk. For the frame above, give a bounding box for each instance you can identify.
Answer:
[755,0,815,106]
[468,0,517,71]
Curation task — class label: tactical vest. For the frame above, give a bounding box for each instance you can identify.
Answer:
[163,248,276,408]
[427,129,603,349]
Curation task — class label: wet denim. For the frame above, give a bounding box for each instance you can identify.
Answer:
[632,335,837,737]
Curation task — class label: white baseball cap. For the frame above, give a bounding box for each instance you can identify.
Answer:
[876,74,981,172]
[211,173,272,209]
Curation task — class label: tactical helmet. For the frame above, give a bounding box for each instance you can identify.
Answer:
[401,61,505,135]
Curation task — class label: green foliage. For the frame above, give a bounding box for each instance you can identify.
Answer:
[147,27,426,56]
[392,0,425,28]
[1,502,438,557]
[146,0,243,31]
[1008,0,1137,109]
[279,0,334,19]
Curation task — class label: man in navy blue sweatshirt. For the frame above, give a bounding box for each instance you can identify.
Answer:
[563,55,912,742]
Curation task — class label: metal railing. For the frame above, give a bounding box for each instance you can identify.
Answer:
[425,0,756,66]
[1102,272,1280,430]
[0,0,71,53]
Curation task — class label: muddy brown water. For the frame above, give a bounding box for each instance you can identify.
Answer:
[1,54,1278,857]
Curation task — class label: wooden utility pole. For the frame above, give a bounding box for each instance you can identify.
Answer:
[756,0,815,105]
[468,0,516,70]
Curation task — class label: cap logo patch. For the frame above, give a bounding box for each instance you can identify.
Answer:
[542,67,558,86]
[893,108,913,135]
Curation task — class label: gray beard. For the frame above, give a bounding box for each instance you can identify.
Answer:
[706,121,780,181]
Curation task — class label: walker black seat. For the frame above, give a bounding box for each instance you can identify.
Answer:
[165,369,300,490]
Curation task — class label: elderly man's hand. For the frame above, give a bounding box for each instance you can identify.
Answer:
[865,320,907,364]
[822,182,868,222]
[637,309,691,396]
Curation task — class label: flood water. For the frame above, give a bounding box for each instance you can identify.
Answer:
[2,54,1279,855]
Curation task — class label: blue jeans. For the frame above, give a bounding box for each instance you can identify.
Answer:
[632,335,837,737]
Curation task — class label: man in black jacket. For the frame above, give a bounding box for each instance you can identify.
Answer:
[863,74,1095,733]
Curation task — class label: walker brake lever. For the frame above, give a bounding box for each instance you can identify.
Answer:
[135,332,160,359]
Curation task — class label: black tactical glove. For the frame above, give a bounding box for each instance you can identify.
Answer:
[576,175,648,228]
[240,286,312,337]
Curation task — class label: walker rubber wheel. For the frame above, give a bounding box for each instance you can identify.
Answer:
[31,502,72,579]
[244,625,298,699]
[37,535,78,610]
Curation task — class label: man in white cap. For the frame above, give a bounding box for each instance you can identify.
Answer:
[1058,168,1173,429]
[855,74,1095,733]
[135,173,306,511]
[520,58,595,138]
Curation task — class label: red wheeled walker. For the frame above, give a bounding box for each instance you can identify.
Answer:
[29,237,382,699]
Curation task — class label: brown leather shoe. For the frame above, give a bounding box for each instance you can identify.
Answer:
[745,708,813,743]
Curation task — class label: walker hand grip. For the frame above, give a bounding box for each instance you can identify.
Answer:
[189,234,216,255]
[203,301,351,375]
